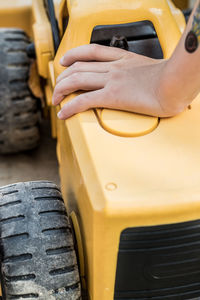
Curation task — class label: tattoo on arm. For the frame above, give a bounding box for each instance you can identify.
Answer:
[185,0,200,53]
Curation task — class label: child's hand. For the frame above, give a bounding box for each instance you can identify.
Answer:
[52,44,184,119]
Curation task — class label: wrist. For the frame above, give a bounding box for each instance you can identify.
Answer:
[158,58,190,117]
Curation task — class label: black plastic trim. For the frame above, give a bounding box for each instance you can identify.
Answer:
[115,220,200,299]
[44,0,60,52]
[91,21,157,43]
[183,9,192,23]
[91,21,163,59]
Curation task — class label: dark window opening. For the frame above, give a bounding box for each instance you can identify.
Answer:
[91,21,163,59]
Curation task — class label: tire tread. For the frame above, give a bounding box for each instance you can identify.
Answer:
[0,28,40,154]
[0,181,81,300]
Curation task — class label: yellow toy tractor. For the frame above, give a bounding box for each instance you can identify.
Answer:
[0,0,200,299]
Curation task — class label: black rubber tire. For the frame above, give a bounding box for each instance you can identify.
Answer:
[0,181,81,300]
[0,28,40,154]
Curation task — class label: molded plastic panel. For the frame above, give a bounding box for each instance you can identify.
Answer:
[96,109,159,137]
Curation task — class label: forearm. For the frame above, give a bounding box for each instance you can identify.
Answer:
[160,0,200,114]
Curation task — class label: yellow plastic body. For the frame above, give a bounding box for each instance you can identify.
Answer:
[52,1,200,300]
[96,109,159,137]
[32,0,55,78]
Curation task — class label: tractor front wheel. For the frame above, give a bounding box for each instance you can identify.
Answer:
[0,181,81,300]
[0,28,41,154]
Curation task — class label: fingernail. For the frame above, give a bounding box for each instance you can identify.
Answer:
[57,111,63,119]
[52,97,55,106]
[60,57,64,65]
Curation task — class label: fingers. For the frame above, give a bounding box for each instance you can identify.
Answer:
[53,72,107,106]
[60,44,126,67]
[57,89,105,119]
[56,61,110,83]
[54,44,128,120]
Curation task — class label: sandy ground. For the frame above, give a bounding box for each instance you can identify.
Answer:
[0,120,60,188]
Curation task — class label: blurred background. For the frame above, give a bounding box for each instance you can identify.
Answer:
[174,0,195,9]
[0,121,60,187]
